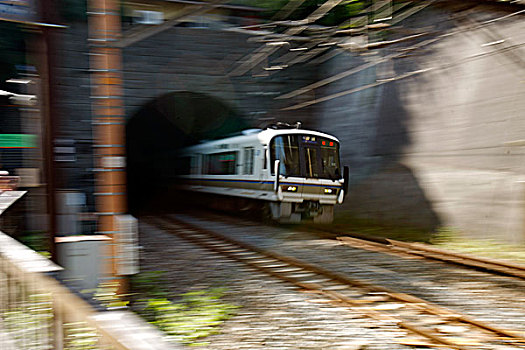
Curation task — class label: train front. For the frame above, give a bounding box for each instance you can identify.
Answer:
[267,131,348,224]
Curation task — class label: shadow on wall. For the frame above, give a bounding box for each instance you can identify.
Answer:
[343,163,441,232]
[334,68,441,234]
[125,91,248,214]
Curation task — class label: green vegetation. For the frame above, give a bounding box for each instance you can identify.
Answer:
[2,293,96,350]
[231,0,288,13]
[91,272,240,345]
[130,270,169,298]
[2,293,53,350]
[93,282,130,309]
[313,214,434,242]
[314,215,525,265]
[130,271,240,346]
[18,231,51,258]
[63,322,99,350]
[232,0,371,26]
[285,0,369,26]
[141,289,239,345]
[430,227,525,265]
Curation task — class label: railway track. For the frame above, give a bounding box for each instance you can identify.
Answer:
[329,233,525,280]
[145,215,525,350]
[197,211,525,280]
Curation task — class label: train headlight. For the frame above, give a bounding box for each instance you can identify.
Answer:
[324,188,336,194]
[282,185,298,192]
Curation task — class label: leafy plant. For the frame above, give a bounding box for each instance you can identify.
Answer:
[130,272,239,346]
[63,322,99,350]
[431,227,525,264]
[93,282,129,309]
[19,231,49,255]
[141,288,239,345]
[130,270,169,299]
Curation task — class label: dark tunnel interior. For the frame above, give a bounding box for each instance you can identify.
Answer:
[125,91,248,214]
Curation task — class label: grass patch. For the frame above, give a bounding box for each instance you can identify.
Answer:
[302,214,434,243]
[430,228,525,264]
[18,231,51,258]
[129,271,239,346]
[310,214,525,265]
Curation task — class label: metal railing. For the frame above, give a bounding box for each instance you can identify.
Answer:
[0,230,178,350]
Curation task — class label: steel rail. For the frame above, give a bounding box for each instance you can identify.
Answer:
[332,234,525,280]
[391,239,525,277]
[188,211,525,279]
[192,208,525,281]
[145,215,525,349]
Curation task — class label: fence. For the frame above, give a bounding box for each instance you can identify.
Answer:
[0,176,19,191]
[0,230,178,350]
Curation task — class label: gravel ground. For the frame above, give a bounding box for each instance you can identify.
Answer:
[139,212,525,349]
[139,222,416,350]
[171,213,525,332]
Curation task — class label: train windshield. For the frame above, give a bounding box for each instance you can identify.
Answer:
[270,134,340,179]
[319,140,340,179]
[271,135,301,177]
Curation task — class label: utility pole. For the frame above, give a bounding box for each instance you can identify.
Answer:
[88,0,128,292]
[40,0,60,263]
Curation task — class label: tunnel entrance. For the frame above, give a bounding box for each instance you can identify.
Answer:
[126,91,248,214]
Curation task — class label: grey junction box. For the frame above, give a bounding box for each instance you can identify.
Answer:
[56,235,111,290]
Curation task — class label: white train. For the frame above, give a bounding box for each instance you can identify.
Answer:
[177,124,349,223]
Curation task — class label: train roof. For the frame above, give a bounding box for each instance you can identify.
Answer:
[258,128,340,144]
[182,127,339,152]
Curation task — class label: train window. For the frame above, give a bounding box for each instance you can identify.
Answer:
[205,151,238,175]
[190,155,200,175]
[263,147,267,170]
[202,155,208,174]
[269,134,340,179]
[270,135,301,176]
[243,147,254,175]
[320,140,340,179]
[304,147,319,178]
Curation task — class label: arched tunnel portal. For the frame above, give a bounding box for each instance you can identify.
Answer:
[125,91,249,214]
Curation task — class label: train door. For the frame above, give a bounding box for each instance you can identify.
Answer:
[300,136,323,197]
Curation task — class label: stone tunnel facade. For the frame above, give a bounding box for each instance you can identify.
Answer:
[51,2,525,243]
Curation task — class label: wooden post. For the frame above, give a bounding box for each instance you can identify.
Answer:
[39,0,59,263]
[88,0,128,294]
